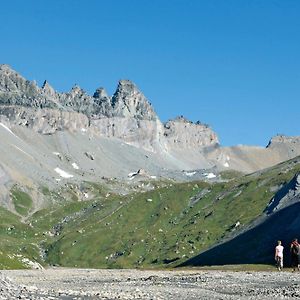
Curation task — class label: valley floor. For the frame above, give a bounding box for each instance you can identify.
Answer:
[1,268,300,299]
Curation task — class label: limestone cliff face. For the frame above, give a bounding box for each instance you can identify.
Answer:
[0,106,89,134]
[163,116,219,150]
[90,117,162,152]
[266,135,300,161]
[267,135,300,148]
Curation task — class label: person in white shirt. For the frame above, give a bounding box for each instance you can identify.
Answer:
[275,240,284,271]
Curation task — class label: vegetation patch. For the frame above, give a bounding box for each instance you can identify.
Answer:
[11,188,33,216]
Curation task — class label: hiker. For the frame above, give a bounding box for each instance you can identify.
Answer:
[275,240,284,271]
[290,238,300,271]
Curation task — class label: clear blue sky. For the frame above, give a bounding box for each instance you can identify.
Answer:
[1,0,299,146]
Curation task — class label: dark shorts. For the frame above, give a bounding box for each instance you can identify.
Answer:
[291,254,300,267]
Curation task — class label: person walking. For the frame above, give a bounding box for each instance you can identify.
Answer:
[275,240,284,271]
[290,238,300,271]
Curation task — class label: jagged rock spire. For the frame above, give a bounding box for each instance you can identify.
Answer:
[93,87,109,99]
[42,80,56,97]
[0,64,52,108]
[111,80,157,120]
[0,64,13,72]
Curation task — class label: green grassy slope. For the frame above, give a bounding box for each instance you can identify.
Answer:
[0,206,41,269]
[1,157,300,269]
[11,187,33,216]
[40,157,300,268]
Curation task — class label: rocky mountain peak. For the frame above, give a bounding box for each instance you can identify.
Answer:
[0,64,14,73]
[0,65,51,108]
[69,84,84,95]
[41,80,56,97]
[116,79,137,93]
[93,87,109,99]
[57,85,94,115]
[172,115,193,123]
[111,80,157,120]
[0,64,26,91]
[92,87,112,117]
[0,64,21,81]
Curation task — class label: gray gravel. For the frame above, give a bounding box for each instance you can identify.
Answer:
[1,268,300,299]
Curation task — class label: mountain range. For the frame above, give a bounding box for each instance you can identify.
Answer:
[0,64,300,270]
[1,64,299,189]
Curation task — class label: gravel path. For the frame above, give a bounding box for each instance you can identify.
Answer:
[1,268,300,299]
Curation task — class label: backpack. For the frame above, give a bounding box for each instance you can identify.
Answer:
[292,244,300,255]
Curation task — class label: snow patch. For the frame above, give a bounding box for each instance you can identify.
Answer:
[81,128,87,132]
[72,163,79,170]
[205,173,216,179]
[224,155,230,167]
[54,168,74,179]
[53,152,61,156]
[128,171,139,178]
[185,171,197,177]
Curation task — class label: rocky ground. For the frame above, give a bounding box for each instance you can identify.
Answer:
[1,268,300,299]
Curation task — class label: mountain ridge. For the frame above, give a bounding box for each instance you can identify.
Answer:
[0,64,299,181]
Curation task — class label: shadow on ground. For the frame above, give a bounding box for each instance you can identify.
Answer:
[180,202,300,267]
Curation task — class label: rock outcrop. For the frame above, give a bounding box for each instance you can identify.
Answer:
[265,172,300,214]
[163,116,218,149]
[266,135,300,158]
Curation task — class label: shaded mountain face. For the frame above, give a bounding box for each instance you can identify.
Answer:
[181,202,300,266]
[265,173,300,215]
[181,170,300,267]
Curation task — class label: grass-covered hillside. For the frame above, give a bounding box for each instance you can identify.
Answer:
[1,157,300,269]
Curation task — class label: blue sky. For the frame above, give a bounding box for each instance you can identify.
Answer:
[1,0,299,146]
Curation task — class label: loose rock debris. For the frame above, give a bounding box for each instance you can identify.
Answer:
[1,268,300,299]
